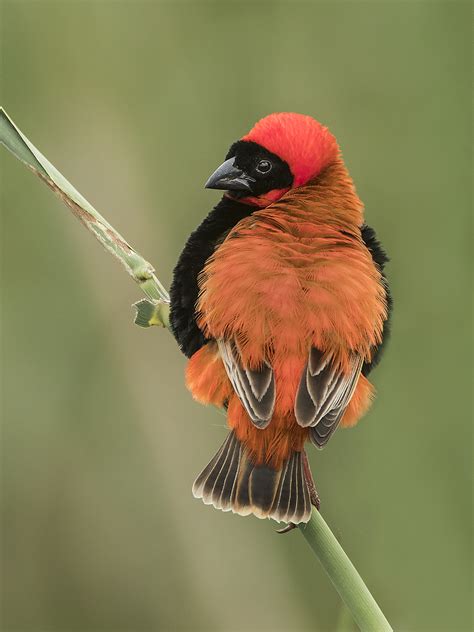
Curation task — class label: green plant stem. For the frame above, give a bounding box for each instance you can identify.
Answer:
[0,107,392,632]
[0,108,169,309]
[300,510,392,631]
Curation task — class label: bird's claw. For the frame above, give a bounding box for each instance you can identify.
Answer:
[310,489,321,510]
[276,522,297,534]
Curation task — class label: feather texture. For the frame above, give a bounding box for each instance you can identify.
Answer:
[218,339,275,428]
[193,431,311,523]
[295,348,363,436]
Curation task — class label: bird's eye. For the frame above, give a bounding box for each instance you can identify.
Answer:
[256,159,272,174]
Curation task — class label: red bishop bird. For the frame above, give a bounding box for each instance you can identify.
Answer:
[170,112,391,529]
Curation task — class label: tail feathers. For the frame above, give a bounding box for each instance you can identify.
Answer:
[192,431,311,524]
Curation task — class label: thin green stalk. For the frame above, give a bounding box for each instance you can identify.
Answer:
[300,510,392,631]
[0,108,169,311]
[0,108,392,632]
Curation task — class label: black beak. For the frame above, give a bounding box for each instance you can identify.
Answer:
[205,157,255,192]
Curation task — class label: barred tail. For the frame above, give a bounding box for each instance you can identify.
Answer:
[192,431,311,524]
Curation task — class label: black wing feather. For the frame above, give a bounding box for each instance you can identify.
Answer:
[361,223,392,375]
[295,349,363,447]
[169,197,255,358]
[218,339,275,428]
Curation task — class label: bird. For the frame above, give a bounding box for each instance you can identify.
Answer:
[169,112,391,529]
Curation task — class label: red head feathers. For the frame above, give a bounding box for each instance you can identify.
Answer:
[242,112,339,187]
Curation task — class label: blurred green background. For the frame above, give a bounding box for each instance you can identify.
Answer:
[1,1,471,631]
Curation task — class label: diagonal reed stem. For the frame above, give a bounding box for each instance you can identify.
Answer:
[0,107,392,632]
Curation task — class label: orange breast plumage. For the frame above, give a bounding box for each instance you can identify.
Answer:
[197,160,387,372]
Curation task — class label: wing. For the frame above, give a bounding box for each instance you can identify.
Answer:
[361,223,392,376]
[169,198,254,358]
[295,348,363,448]
[218,339,275,428]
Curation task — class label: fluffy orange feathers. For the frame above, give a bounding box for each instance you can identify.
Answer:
[190,158,387,466]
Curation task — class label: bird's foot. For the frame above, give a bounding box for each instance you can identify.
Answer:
[309,487,321,510]
[302,450,321,510]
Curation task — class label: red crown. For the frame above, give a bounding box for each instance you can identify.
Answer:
[242,113,339,187]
